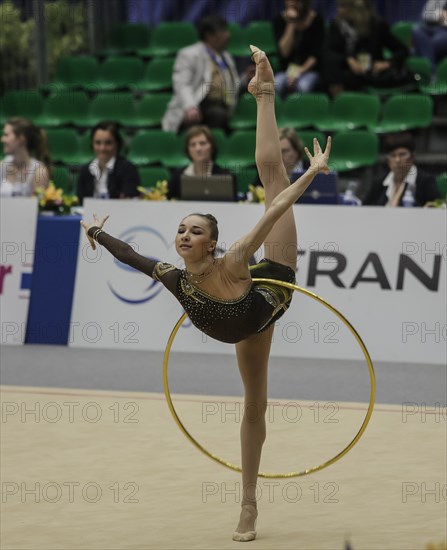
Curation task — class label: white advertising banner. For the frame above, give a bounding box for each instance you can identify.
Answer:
[70,199,446,365]
[0,198,39,345]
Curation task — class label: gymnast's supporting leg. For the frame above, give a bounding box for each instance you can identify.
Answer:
[233,325,274,541]
[249,46,298,271]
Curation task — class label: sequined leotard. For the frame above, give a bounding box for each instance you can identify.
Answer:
[89,229,295,344]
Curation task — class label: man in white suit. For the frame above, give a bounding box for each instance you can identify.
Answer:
[162,16,241,134]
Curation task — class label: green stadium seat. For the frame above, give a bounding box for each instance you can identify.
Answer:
[137,22,198,57]
[295,130,326,152]
[227,23,248,57]
[330,130,378,171]
[128,131,187,167]
[102,23,150,55]
[46,129,81,165]
[83,57,145,91]
[77,132,93,164]
[220,130,256,169]
[136,58,174,91]
[229,94,257,130]
[317,92,380,132]
[1,91,44,123]
[35,91,90,127]
[374,93,433,133]
[246,22,277,55]
[436,172,447,197]
[210,128,228,158]
[134,94,171,127]
[44,56,99,91]
[277,93,330,129]
[85,93,137,127]
[406,56,432,87]
[391,21,414,48]
[138,166,171,186]
[421,58,447,95]
[51,165,73,193]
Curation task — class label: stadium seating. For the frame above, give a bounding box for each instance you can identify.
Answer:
[137,22,198,57]
[43,56,99,91]
[295,130,326,152]
[1,91,44,123]
[245,21,277,55]
[329,130,379,171]
[277,93,330,129]
[421,58,447,95]
[374,93,433,133]
[138,166,171,186]
[317,92,380,132]
[35,91,90,127]
[128,130,187,167]
[134,94,171,127]
[101,23,151,55]
[136,58,174,91]
[83,57,145,91]
[436,172,447,196]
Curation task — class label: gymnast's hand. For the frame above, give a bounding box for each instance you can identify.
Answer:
[80,213,110,251]
[304,136,332,175]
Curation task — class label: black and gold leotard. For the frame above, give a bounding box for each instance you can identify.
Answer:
[88,228,295,344]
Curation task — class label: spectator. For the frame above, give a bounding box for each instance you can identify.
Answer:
[76,121,140,204]
[273,0,325,97]
[363,132,441,207]
[253,127,308,186]
[323,0,411,96]
[168,125,237,201]
[412,0,447,72]
[162,15,242,134]
[0,117,50,197]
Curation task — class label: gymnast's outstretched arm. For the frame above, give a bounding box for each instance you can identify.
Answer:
[80,214,158,278]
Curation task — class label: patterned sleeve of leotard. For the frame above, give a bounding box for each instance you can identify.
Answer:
[87,228,181,295]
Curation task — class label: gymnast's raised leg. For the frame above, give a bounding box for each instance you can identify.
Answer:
[232,46,298,542]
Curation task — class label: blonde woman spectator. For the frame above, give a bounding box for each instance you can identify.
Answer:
[0,117,50,197]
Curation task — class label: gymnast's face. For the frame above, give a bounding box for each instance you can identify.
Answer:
[175,215,216,261]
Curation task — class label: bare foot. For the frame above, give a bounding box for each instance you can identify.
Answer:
[248,45,275,99]
[232,503,258,542]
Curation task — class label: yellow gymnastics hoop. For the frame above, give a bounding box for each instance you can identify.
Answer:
[163,279,376,479]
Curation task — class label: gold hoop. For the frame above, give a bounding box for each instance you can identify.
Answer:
[163,279,376,479]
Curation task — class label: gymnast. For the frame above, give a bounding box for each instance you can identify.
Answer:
[81,45,331,542]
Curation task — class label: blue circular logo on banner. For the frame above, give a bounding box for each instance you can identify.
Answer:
[107,226,172,304]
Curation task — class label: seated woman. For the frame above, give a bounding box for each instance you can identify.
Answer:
[168,125,237,201]
[0,117,50,197]
[274,0,325,97]
[76,121,140,204]
[363,132,441,207]
[323,0,411,96]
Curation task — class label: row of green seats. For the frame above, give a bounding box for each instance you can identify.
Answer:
[1,88,436,134]
[1,92,172,128]
[37,53,447,95]
[234,91,434,133]
[100,21,277,57]
[42,128,378,173]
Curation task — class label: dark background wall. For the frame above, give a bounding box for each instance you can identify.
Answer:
[8,0,428,25]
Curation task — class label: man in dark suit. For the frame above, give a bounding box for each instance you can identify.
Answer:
[76,121,140,204]
[363,132,441,207]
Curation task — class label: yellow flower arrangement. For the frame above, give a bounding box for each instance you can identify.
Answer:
[35,182,79,215]
[138,180,169,201]
[247,184,265,204]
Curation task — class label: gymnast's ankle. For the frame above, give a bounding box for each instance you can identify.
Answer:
[232,501,258,542]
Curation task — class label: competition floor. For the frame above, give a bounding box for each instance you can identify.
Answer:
[1,345,446,550]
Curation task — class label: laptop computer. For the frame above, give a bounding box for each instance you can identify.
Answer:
[293,171,339,204]
[180,174,235,201]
